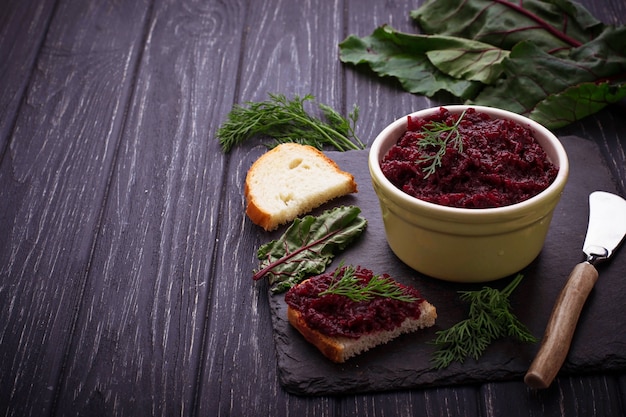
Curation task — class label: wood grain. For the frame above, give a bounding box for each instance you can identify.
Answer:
[50,0,246,415]
[0,0,56,149]
[0,0,150,415]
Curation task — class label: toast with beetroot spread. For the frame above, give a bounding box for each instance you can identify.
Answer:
[285,265,437,363]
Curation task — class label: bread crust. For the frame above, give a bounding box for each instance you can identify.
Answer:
[244,143,357,231]
[287,307,345,363]
[244,187,273,231]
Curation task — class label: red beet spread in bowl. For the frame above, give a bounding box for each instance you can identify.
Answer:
[380,107,559,209]
[285,266,425,338]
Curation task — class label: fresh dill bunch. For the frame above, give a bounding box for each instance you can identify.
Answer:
[216,93,364,152]
[319,265,418,303]
[431,273,537,369]
[417,109,467,178]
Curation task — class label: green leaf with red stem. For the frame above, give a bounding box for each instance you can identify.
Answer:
[254,205,367,293]
[472,26,626,126]
[339,0,626,128]
[530,81,626,128]
[411,0,603,52]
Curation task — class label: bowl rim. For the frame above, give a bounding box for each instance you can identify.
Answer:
[368,105,570,218]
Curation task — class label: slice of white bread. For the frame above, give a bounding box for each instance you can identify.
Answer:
[245,143,357,231]
[286,273,437,363]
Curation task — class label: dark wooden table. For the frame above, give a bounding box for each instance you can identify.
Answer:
[1,0,625,416]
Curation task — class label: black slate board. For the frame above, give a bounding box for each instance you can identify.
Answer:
[267,136,626,396]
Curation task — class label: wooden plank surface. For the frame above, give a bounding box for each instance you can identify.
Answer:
[0,0,624,416]
[0,0,56,149]
[51,0,246,415]
[0,0,150,415]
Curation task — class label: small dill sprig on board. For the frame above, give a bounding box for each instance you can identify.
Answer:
[431,273,537,369]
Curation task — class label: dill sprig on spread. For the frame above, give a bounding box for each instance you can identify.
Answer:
[319,265,418,303]
[216,93,364,152]
[431,273,537,369]
[417,109,467,178]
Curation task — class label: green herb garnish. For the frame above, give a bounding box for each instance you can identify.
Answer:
[431,273,536,369]
[319,264,418,303]
[417,109,466,178]
[216,93,364,152]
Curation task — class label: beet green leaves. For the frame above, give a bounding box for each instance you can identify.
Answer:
[253,206,367,293]
[339,0,626,128]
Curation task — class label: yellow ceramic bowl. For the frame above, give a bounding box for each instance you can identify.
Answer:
[368,105,569,283]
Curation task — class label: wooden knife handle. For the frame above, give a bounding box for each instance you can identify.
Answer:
[524,262,599,389]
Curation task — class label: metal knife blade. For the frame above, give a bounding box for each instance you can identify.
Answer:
[583,191,626,262]
[525,191,626,389]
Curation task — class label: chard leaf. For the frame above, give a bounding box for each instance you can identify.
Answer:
[254,205,367,293]
[411,0,604,52]
[426,47,508,84]
[339,25,499,99]
[339,0,626,128]
[530,81,626,128]
[472,26,626,126]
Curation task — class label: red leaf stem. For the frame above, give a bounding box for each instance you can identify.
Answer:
[252,228,341,281]
[492,0,583,47]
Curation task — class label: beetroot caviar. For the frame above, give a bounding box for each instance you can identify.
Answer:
[284,266,425,338]
[380,107,559,209]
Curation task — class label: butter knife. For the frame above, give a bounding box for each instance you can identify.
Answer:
[524,191,626,389]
